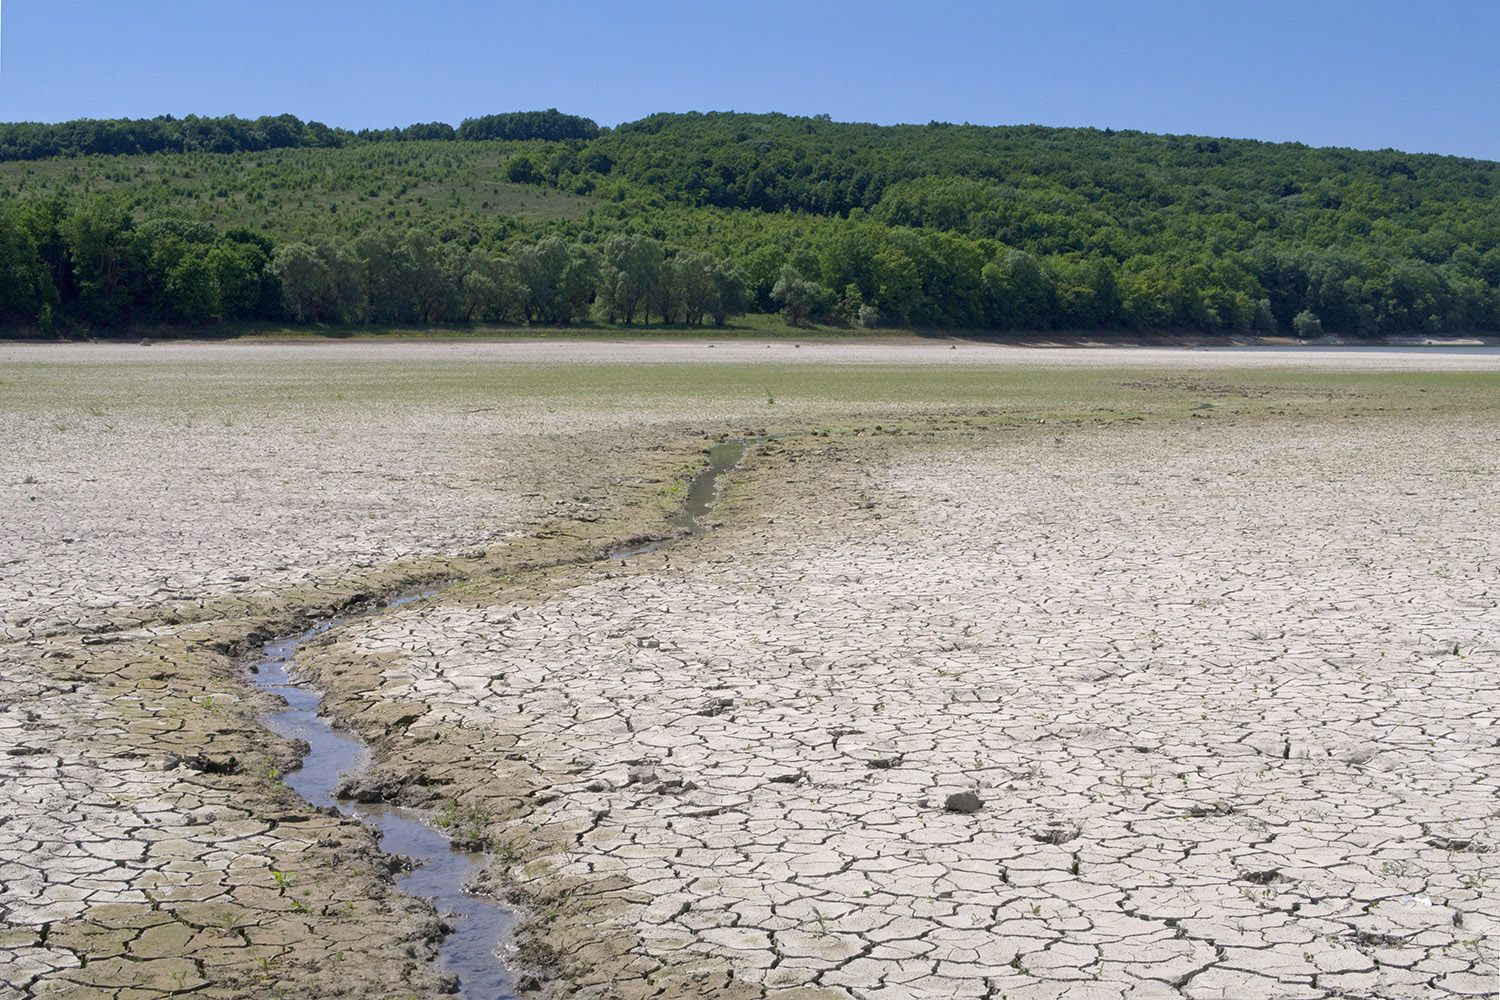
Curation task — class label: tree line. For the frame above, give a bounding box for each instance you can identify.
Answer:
[0,200,746,329]
[11,193,1491,335]
[0,110,600,162]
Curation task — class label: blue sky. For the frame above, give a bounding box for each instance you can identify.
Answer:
[4,0,1499,159]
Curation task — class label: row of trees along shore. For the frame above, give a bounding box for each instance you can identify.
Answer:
[0,205,748,328]
[3,110,1500,335]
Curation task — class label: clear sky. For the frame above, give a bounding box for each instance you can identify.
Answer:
[4,0,1499,160]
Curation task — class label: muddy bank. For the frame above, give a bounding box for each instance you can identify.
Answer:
[0,590,460,999]
[236,438,756,998]
[257,614,517,1000]
[0,422,716,999]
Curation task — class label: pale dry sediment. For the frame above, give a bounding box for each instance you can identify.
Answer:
[1,347,669,638]
[0,341,726,998]
[6,339,1492,637]
[329,410,1500,999]
[3,341,1498,999]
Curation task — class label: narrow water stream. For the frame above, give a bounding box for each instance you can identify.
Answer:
[673,439,748,533]
[614,437,749,558]
[257,614,516,1000]
[251,439,752,996]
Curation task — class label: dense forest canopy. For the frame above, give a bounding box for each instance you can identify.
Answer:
[3,110,1499,336]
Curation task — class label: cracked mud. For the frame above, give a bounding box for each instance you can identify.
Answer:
[322,409,1500,1000]
[3,341,1498,999]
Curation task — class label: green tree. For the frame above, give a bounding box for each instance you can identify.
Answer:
[710,259,749,326]
[0,207,57,326]
[318,239,367,322]
[164,254,219,323]
[19,200,71,317]
[129,220,216,322]
[873,241,921,325]
[651,255,686,324]
[741,244,788,312]
[597,233,662,323]
[983,249,1054,329]
[505,154,542,185]
[513,237,596,324]
[271,242,327,322]
[1252,297,1277,334]
[771,264,824,327]
[915,230,984,327]
[460,250,517,322]
[1292,309,1323,338]
[205,240,269,320]
[62,204,135,326]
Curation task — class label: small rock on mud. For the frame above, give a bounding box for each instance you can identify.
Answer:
[944,791,983,814]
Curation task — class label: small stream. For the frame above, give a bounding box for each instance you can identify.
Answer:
[257,612,516,1000]
[674,439,749,534]
[251,439,752,997]
[613,437,750,558]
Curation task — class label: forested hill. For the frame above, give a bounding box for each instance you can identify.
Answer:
[3,110,1499,336]
[596,111,1500,220]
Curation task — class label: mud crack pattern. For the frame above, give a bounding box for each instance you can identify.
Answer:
[336,415,1499,999]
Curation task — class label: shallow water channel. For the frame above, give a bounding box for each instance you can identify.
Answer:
[674,439,749,533]
[613,437,750,558]
[256,610,516,999]
[252,439,750,996]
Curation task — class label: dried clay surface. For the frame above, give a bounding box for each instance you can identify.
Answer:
[0,340,750,999]
[328,409,1500,999]
[2,340,1498,999]
[13,337,1490,637]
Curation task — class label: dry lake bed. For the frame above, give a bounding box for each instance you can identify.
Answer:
[1,339,1497,999]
